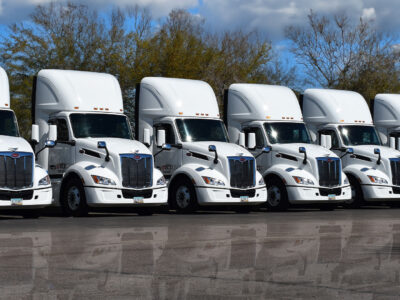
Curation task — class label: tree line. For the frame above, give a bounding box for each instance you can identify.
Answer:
[1,3,399,138]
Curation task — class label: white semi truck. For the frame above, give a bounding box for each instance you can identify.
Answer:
[135,77,267,213]
[32,70,168,216]
[303,89,400,207]
[225,84,351,211]
[0,67,53,217]
[372,94,400,199]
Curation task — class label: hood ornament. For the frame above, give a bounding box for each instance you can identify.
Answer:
[8,147,18,152]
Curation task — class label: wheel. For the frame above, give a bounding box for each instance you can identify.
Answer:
[60,177,89,217]
[266,177,289,211]
[234,206,252,214]
[343,176,364,208]
[170,177,198,213]
[21,210,40,219]
[320,204,336,211]
[136,208,154,216]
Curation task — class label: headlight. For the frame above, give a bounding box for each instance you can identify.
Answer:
[344,177,349,185]
[258,177,265,185]
[38,175,50,186]
[368,175,388,184]
[202,176,225,186]
[91,175,116,185]
[157,176,166,186]
[292,176,314,185]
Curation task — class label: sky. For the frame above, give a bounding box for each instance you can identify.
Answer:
[0,0,398,89]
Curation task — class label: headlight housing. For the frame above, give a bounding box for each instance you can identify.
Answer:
[292,176,314,185]
[38,175,50,186]
[202,176,225,186]
[368,175,388,184]
[258,177,265,185]
[91,175,116,185]
[157,176,166,186]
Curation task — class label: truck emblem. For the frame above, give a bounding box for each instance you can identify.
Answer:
[239,158,247,162]
[327,158,332,163]
[11,153,20,158]
[133,155,142,160]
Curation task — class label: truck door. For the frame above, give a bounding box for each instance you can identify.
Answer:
[153,123,180,178]
[48,118,74,177]
[243,126,268,173]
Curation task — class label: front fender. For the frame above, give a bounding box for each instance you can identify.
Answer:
[170,163,229,187]
[344,164,390,185]
[264,164,318,186]
[32,165,50,188]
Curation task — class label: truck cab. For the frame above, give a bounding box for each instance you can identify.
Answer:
[135,77,267,213]
[303,89,400,207]
[225,84,351,210]
[32,70,168,216]
[0,67,53,217]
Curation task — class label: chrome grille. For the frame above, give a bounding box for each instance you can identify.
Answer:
[317,157,341,187]
[0,152,34,189]
[228,156,255,189]
[390,158,400,186]
[120,154,153,188]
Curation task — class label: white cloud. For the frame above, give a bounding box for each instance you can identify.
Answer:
[362,7,376,20]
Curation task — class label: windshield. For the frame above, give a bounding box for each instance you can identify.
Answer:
[176,118,229,142]
[70,113,132,139]
[264,122,311,144]
[0,110,19,137]
[339,125,381,146]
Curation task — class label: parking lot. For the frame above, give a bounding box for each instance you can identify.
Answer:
[1,207,400,299]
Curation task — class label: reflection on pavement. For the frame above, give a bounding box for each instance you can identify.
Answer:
[0,215,400,298]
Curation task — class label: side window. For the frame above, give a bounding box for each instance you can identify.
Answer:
[319,130,339,149]
[244,127,265,149]
[155,124,175,145]
[49,119,69,142]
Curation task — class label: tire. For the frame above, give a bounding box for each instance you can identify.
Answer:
[60,177,89,217]
[21,210,40,219]
[169,177,198,213]
[266,177,289,211]
[136,208,154,216]
[343,176,364,209]
[320,204,336,211]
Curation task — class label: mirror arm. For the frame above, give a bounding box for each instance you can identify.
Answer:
[302,152,307,165]
[213,151,218,164]
[104,146,110,162]
[154,149,165,157]
[377,153,381,165]
[35,147,46,157]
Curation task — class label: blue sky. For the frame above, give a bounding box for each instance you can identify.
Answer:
[0,0,398,89]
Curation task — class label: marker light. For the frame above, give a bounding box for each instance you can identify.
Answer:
[74,106,79,109]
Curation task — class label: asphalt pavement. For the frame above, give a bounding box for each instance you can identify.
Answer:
[0,207,400,299]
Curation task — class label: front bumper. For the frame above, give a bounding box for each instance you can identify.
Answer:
[195,186,267,205]
[84,186,168,207]
[362,184,400,201]
[0,187,52,209]
[287,185,351,204]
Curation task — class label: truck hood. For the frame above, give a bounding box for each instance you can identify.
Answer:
[352,145,400,160]
[0,135,33,153]
[271,143,337,159]
[78,138,152,156]
[181,141,252,158]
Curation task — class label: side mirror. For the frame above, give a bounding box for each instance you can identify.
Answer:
[347,148,354,154]
[247,132,256,149]
[299,146,307,164]
[325,135,332,150]
[320,134,326,148]
[397,138,400,151]
[31,124,39,144]
[374,148,380,155]
[238,132,245,147]
[49,125,57,142]
[162,144,172,150]
[390,137,396,149]
[263,146,272,153]
[209,145,218,164]
[45,140,56,148]
[143,128,150,147]
[157,129,166,148]
[98,141,107,149]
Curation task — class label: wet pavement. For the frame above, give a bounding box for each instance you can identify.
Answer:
[1,208,400,299]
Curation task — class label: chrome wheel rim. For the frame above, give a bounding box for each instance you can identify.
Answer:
[176,185,191,208]
[67,186,81,211]
[268,186,281,207]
